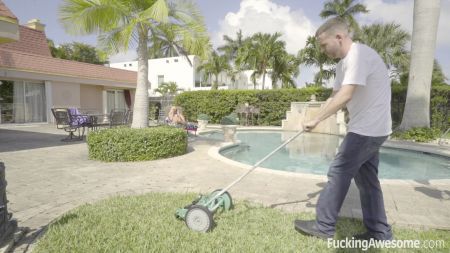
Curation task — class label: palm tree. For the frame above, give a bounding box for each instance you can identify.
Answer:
[237,33,285,90]
[148,23,211,62]
[320,0,368,33]
[218,30,247,63]
[358,23,410,78]
[298,36,335,86]
[60,0,209,128]
[196,51,231,90]
[271,52,300,88]
[399,0,441,130]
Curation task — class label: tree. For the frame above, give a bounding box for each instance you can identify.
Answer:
[154,81,180,96]
[60,0,208,128]
[236,32,285,90]
[148,23,211,62]
[320,0,368,33]
[298,36,335,86]
[48,40,109,65]
[399,0,441,130]
[271,52,300,88]
[196,51,231,90]
[218,30,247,63]
[358,23,410,78]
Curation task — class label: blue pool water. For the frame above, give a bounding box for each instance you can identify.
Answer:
[206,131,450,180]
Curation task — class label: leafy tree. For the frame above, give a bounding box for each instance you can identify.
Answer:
[196,51,231,90]
[48,39,108,64]
[357,23,410,78]
[60,0,209,128]
[320,0,368,33]
[298,36,336,86]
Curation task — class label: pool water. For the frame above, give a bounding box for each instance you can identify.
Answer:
[214,131,450,180]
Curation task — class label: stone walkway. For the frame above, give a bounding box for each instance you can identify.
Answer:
[0,124,449,252]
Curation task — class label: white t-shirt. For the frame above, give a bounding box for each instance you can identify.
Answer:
[333,43,392,137]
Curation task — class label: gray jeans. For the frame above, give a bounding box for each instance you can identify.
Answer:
[315,132,392,240]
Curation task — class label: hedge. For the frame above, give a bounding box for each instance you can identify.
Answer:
[175,86,449,129]
[87,127,187,162]
[174,87,331,126]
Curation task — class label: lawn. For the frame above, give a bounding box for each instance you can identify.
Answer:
[34,192,449,253]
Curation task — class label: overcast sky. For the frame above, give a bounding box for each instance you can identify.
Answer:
[4,0,449,87]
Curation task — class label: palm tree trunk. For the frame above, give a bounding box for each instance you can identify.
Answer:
[212,74,218,90]
[262,70,266,90]
[131,26,150,128]
[399,0,441,130]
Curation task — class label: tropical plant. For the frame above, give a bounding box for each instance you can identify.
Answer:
[218,30,247,63]
[320,0,368,33]
[154,81,180,96]
[196,51,231,90]
[271,52,300,88]
[357,23,410,78]
[236,32,286,90]
[399,0,441,130]
[59,0,209,128]
[298,36,336,86]
[148,23,211,62]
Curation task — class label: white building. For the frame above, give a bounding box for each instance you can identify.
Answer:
[109,55,275,96]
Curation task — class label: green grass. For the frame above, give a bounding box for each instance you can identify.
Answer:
[34,193,449,253]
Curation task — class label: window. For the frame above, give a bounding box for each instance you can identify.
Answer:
[106,90,127,113]
[174,59,178,62]
[166,60,169,63]
[123,64,126,67]
[129,63,132,66]
[158,75,164,85]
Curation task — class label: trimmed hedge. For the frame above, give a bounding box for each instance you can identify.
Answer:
[175,86,449,129]
[174,87,331,126]
[87,127,187,162]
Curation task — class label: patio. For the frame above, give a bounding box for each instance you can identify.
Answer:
[0,124,449,251]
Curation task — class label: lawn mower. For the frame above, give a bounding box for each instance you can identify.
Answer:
[175,130,305,232]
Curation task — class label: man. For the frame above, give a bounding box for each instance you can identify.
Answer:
[294,17,393,241]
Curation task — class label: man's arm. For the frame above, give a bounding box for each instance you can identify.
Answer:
[303,85,356,131]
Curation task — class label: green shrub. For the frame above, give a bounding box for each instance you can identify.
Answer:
[174,87,331,126]
[220,112,239,125]
[197,113,210,121]
[392,127,441,142]
[87,127,187,162]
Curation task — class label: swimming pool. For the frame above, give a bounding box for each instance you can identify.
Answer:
[210,131,450,180]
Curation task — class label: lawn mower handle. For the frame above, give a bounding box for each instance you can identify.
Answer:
[205,129,305,208]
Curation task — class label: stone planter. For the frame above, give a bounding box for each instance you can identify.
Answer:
[222,125,238,142]
[197,119,208,131]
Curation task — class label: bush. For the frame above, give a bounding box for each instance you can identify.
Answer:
[197,113,210,121]
[220,112,239,125]
[87,127,187,162]
[174,87,331,126]
[391,127,442,142]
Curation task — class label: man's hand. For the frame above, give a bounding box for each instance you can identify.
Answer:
[303,119,320,132]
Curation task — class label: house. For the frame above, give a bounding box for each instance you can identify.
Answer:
[109,55,275,97]
[0,3,137,125]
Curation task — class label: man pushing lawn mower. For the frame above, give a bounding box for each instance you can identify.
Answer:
[294,17,393,241]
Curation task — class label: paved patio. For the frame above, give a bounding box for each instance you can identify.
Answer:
[0,124,449,252]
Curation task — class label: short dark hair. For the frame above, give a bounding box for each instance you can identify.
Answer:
[315,17,350,38]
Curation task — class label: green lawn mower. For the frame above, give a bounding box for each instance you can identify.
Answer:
[175,130,305,232]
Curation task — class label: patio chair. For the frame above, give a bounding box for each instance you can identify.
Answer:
[109,109,126,128]
[124,110,133,125]
[51,108,88,141]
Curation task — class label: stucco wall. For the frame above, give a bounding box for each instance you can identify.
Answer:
[80,84,103,112]
[51,81,80,108]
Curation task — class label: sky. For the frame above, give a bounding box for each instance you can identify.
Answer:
[3,0,450,87]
